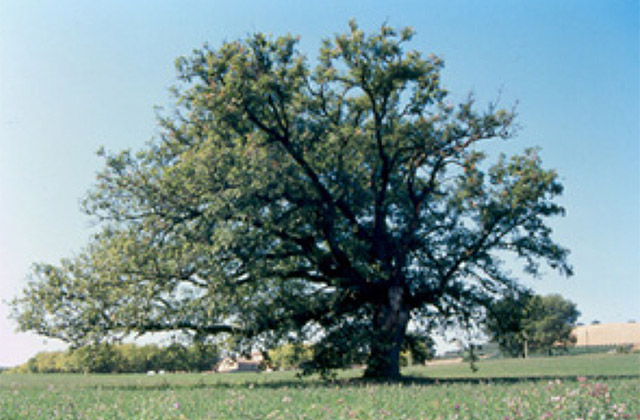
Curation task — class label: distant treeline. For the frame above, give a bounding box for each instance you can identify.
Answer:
[9,342,220,374]
[9,336,435,374]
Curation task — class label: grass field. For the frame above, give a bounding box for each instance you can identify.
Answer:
[1,353,638,419]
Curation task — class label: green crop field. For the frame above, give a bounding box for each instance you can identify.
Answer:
[1,354,638,419]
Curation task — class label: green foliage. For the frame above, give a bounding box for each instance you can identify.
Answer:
[116,343,159,373]
[526,294,580,354]
[487,293,580,357]
[67,343,121,373]
[9,343,220,374]
[11,21,571,380]
[486,292,530,357]
[267,344,313,371]
[400,332,435,366]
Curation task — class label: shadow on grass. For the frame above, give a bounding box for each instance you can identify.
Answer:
[83,372,640,392]
[395,373,640,386]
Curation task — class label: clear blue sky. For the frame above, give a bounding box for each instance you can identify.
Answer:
[1,0,638,367]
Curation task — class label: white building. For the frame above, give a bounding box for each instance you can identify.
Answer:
[216,351,265,373]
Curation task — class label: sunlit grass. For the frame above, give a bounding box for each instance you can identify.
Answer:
[407,352,640,379]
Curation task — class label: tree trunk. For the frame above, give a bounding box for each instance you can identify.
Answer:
[364,285,410,380]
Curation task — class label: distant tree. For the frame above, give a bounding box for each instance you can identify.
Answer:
[267,344,313,370]
[401,332,435,366]
[155,343,191,372]
[34,351,64,373]
[10,21,571,379]
[22,358,38,373]
[526,294,580,354]
[487,293,579,357]
[185,342,221,372]
[68,343,121,373]
[117,343,161,372]
[486,291,533,357]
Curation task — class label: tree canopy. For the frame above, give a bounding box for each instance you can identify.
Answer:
[11,21,571,379]
[487,293,580,357]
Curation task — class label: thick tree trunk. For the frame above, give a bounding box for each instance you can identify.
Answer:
[364,285,410,380]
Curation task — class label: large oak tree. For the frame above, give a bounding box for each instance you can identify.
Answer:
[12,22,571,379]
